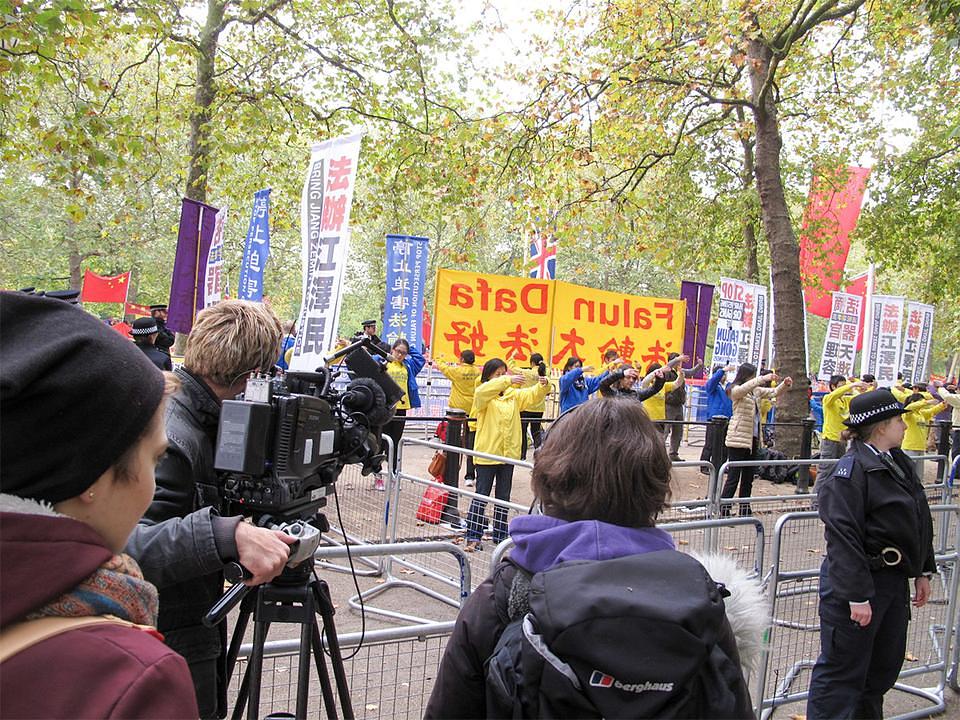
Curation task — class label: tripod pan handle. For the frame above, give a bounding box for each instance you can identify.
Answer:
[203,579,252,628]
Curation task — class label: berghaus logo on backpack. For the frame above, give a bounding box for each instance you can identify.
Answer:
[589,670,674,693]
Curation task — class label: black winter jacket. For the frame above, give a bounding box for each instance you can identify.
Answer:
[423,560,752,719]
[143,368,229,699]
[817,440,936,603]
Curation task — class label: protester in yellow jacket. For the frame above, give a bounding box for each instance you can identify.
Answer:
[510,353,549,458]
[438,350,482,485]
[821,376,870,468]
[902,393,946,479]
[464,358,550,552]
[641,354,688,424]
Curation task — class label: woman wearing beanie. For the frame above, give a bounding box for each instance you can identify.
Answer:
[807,389,935,720]
[0,292,198,718]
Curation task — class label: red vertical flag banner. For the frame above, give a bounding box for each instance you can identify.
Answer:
[80,270,131,303]
[799,166,871,318]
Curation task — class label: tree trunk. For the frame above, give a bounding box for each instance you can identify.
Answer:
[185,0,226,204]
[736,107,760,283]
[747,38,809,457]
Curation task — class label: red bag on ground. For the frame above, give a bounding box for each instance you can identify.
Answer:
[416,485,449,524]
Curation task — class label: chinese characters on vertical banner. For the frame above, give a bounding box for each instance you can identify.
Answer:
[384,235,429,349]
[711,277,767,368]
[204,206,228,308]
[817,292,862,381]
[239,189,271,301]
[431,269,684,368]
[864,295,905,385]
[899,301,935,385]
[291,133,364,372]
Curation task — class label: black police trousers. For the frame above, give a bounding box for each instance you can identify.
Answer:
[807,568,911,720]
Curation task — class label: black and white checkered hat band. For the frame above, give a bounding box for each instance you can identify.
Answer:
[846,402,902,426]
[132,323,158,336]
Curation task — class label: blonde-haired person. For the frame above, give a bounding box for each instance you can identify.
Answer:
[0,292,199,718]
[145,299,292,718]
[721,363,793,516]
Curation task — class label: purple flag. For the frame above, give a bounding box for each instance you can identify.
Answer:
[167,198,219,334]
[680,280,715,378]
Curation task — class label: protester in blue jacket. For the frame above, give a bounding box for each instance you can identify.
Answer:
[558,356,608,413]
[699,363,735,473]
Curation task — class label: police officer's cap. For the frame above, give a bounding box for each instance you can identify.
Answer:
[361,319,377,327]
[44,289,81,304]
[844,389,907,427]
[149,303,168,311]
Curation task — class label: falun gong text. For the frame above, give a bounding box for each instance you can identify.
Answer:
[432,269,685,368]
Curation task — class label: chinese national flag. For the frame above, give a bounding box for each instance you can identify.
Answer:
[125,302,152,317]
[81,270,131,303]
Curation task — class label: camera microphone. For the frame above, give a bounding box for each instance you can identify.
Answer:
[343,377,395,428]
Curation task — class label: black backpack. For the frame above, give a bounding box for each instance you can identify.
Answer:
[484,550,750,719]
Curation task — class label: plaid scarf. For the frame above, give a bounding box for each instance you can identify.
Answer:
[27,553,158,626]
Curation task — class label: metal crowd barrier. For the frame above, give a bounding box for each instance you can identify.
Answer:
[232,426,959,719]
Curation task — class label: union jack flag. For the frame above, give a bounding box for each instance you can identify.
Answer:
[528,232,558,280]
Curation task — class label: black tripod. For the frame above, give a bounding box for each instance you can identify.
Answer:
[220,562,355,720]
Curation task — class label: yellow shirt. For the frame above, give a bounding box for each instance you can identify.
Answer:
[386,360,410,410]
[642,378,681,421]
[438,362,481,413]
[902,400,945,452]
[822,383,854,442]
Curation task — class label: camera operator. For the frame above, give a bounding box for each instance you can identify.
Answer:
[143,300,293,719]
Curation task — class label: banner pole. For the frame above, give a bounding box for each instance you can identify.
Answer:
[191,206,203,326]
[859,263,876,376]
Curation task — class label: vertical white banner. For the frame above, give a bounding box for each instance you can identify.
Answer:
[204,206,228,307]
[817,291,862,381]
[711,277,766,368]
[291,132,365,372]
[864,295,905,386]
[899,301,935,385]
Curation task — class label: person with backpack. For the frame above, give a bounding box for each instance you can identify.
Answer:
[721,363,793,516]
[807,389,935,720]
[425,397,756,719]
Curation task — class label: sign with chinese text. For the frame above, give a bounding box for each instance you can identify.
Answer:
[710,277,767,369]
[432,269,555,363]
[239,189,271,301]
[430,270,684,368]
[291,133,364,371]
[383,234,429,349]
[551,281,684,368]
[899,301,935,385]
[863,295,905,385]
[204,205,228,308]
[817,292,862,381]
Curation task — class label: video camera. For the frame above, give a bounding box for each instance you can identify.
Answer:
[211,337,404,521]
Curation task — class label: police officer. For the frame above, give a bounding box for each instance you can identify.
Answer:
[150,303,175,357]
[131,316,173,371]
[355,319,391,355]
[807,389,935,720]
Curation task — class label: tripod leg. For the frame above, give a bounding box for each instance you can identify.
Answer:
[246,618,270,720]
[226,600,253,683]
[312,581,354,720]
[295,621,313,720]
[309,619,339,720]
[231,664,251,720]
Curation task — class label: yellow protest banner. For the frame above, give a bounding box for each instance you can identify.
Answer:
[550,281,685,368]
[432,269,554,363]
[431,270,685,368]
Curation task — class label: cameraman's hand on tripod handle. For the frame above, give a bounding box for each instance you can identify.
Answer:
[234,522,297,586]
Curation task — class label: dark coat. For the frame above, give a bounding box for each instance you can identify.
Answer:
[137,342,173,371]
[154,318,175,356]
[0,503,198,719]
[598,369,665,402]
[143,368,228,703]
[817,440,936,602]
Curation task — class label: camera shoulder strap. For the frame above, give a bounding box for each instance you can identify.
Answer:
[0,614,148,663]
